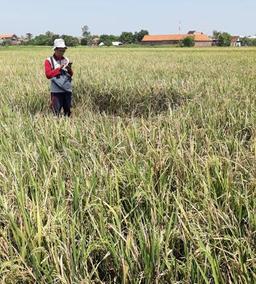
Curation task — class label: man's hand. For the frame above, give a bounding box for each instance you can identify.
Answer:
[59,64,66,70]
[66,63,72,71]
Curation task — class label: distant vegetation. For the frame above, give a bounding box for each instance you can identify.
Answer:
[213,31,232,46]
[22,28,149,47]
[24,31,80,46]
[2,26,256,47]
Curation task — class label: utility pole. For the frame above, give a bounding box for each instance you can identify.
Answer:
[178,21,182,34]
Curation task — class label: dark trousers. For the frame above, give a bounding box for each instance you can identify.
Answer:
[51,92,72,117]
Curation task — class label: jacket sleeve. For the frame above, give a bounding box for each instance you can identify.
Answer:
[44,59,62,79]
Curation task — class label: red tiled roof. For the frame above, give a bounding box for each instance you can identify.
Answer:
[194,34,212,41]
[142,33,212,42]
[0,34,16,39]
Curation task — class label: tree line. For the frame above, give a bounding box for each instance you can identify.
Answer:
[3,27,256,47]
[213,31,256,46]
[22,27,149,47]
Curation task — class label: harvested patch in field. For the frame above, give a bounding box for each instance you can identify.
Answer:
[86,87,189,116]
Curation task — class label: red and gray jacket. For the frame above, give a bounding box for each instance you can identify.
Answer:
[45,55,73,93]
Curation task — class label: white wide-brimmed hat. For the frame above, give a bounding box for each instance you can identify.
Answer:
[53,38,67,50]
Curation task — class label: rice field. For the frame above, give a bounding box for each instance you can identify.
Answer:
[0,46,255,283]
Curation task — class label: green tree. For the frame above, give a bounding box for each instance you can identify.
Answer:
[240,37,256,46]
[212,31,232,47]
[182,36,195,47]
[218,33,231,46]
[99,34,120,46]
[134,29,149,42]
[240,37,249,46]
[120,32,134,44]
[26,33,33,41]
[30,32,59,46]
[2,40,11,46]
[61,35,79,47]
[81,25,92,45]
[80,38,89,46]
[212,30,220,39]
[81,25,90,37]
[250,38,256,46]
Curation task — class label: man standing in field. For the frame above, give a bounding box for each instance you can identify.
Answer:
[44,38,73,116]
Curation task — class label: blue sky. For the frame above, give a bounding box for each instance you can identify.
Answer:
[2,0,256,37]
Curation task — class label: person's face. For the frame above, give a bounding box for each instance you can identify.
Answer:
[54,48,66,57]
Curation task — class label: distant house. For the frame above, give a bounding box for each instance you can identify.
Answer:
[212,35,242,47]
[91,37,100,46]
[142,31,212,47]
[248,35,256,39]
[112,41,123,46]
[98,41,123,47]
[0,34,20,45]
[231,36,241,47]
